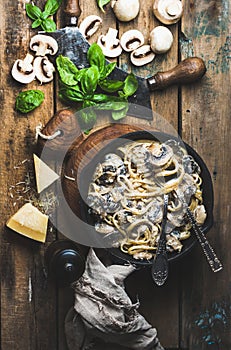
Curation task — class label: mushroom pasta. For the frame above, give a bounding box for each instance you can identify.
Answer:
[86,139,207,260]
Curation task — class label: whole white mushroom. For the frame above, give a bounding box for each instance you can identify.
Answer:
[111,0,140,22]
[150,26,173,54]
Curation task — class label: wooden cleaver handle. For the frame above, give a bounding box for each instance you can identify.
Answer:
[64,0,82,19]
[147,57,206,91]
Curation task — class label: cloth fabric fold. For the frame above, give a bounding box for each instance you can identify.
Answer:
[65,249,164,350]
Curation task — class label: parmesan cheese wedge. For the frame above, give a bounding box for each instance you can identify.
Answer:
[6,203,48,243]
[33,154,60,193]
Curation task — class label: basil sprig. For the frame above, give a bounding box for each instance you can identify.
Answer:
[96,0,111,12]
[15,90,45,113]
[56,43,138,129]
[26,0,62,32]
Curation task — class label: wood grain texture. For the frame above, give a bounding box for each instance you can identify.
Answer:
[0,0,230,349]
[180,0,231,349]
[0,0,57,349]
[117,1,180,347]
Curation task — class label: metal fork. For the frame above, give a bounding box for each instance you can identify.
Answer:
[151,194,169,286]
[186,208,223,273]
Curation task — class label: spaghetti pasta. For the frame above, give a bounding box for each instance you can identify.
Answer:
[87,139,206,260]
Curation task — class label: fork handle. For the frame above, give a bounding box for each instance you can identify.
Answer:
[187,209,223,273]
[151,195,169,286]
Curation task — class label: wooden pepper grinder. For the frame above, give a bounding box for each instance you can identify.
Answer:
[45,240,86,286]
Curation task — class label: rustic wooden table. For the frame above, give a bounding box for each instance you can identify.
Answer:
[0,0,230,349]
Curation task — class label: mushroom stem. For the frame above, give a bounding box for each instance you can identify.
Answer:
[120,29,144,52]
[11,54,36,84]
[97,28,122,58]
[18,53,34,72]
[30,35,58,57]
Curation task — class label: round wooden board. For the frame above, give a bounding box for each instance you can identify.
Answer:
[62,123,142,217]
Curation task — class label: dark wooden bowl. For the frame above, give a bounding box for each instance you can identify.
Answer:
[77,130,214,266]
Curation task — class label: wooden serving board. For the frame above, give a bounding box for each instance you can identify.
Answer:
[36,110,146,215]
[62,123,142,217]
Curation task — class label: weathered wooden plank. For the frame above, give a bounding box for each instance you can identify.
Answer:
[55,1,181,349]
[117,3,180,348]
[0,0,58,349]
[180,0,231,348]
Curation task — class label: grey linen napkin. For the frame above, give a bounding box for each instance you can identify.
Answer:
[65,249,164,350]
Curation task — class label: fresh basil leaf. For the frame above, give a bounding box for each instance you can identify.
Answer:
[25,4,42,20]
[78,108,97,130]
[44,0,62,15]
[101,62,116,79]
[87,43,105,76]
[97,0,111,12]
[83,129,91,135]
[15,90,44,113]
[83,100,97,108]
[95,100,128,111]
[74,68,88,82]
[32,19,42,29]
[91,94,112,103]
[41,18,57,32]
[59,85,84,102]
[80,66,100,95]
[123,73,138,97]
[91,94,126,103]
[40,11,50,20]
[56,55,79,86]
[112,104,129,120]
[99,79,124,93]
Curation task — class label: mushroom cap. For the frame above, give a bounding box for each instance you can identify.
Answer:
[97,28,122,58]
[111,0,140,22]
[30,34,58,56]
[120,30,144,52]
[11,53,35,84]
[153,0,183,25]
[150,26,173,54]
[33,56,55,83]
[130,45,155,66]
[79,15,102,39]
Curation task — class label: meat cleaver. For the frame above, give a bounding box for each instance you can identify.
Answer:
[48,0,206,120]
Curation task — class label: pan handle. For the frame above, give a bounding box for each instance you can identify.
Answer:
[64,0,82,24]
[147,57,206,91]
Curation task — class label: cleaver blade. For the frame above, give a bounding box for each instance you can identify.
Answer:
[49,27,153,119]
[48,27,206,120]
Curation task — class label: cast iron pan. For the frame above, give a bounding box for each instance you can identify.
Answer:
[78,131,214,267]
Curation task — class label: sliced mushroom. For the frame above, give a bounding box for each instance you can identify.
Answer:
[176,173,197,205]
[97,28,122,58]
[11,53,35,84]
[120,30,144,52]
[149,143,173,166]
[150,26,173,54]
[111,0,140,22]
[33,56,55,83]
[130,45,155,66]
[153,0,183,25]
[30,35,58,57]
[194,205,207,225]
[166,234,183,252]
[182,155,201,174]
[79,15,102,39]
